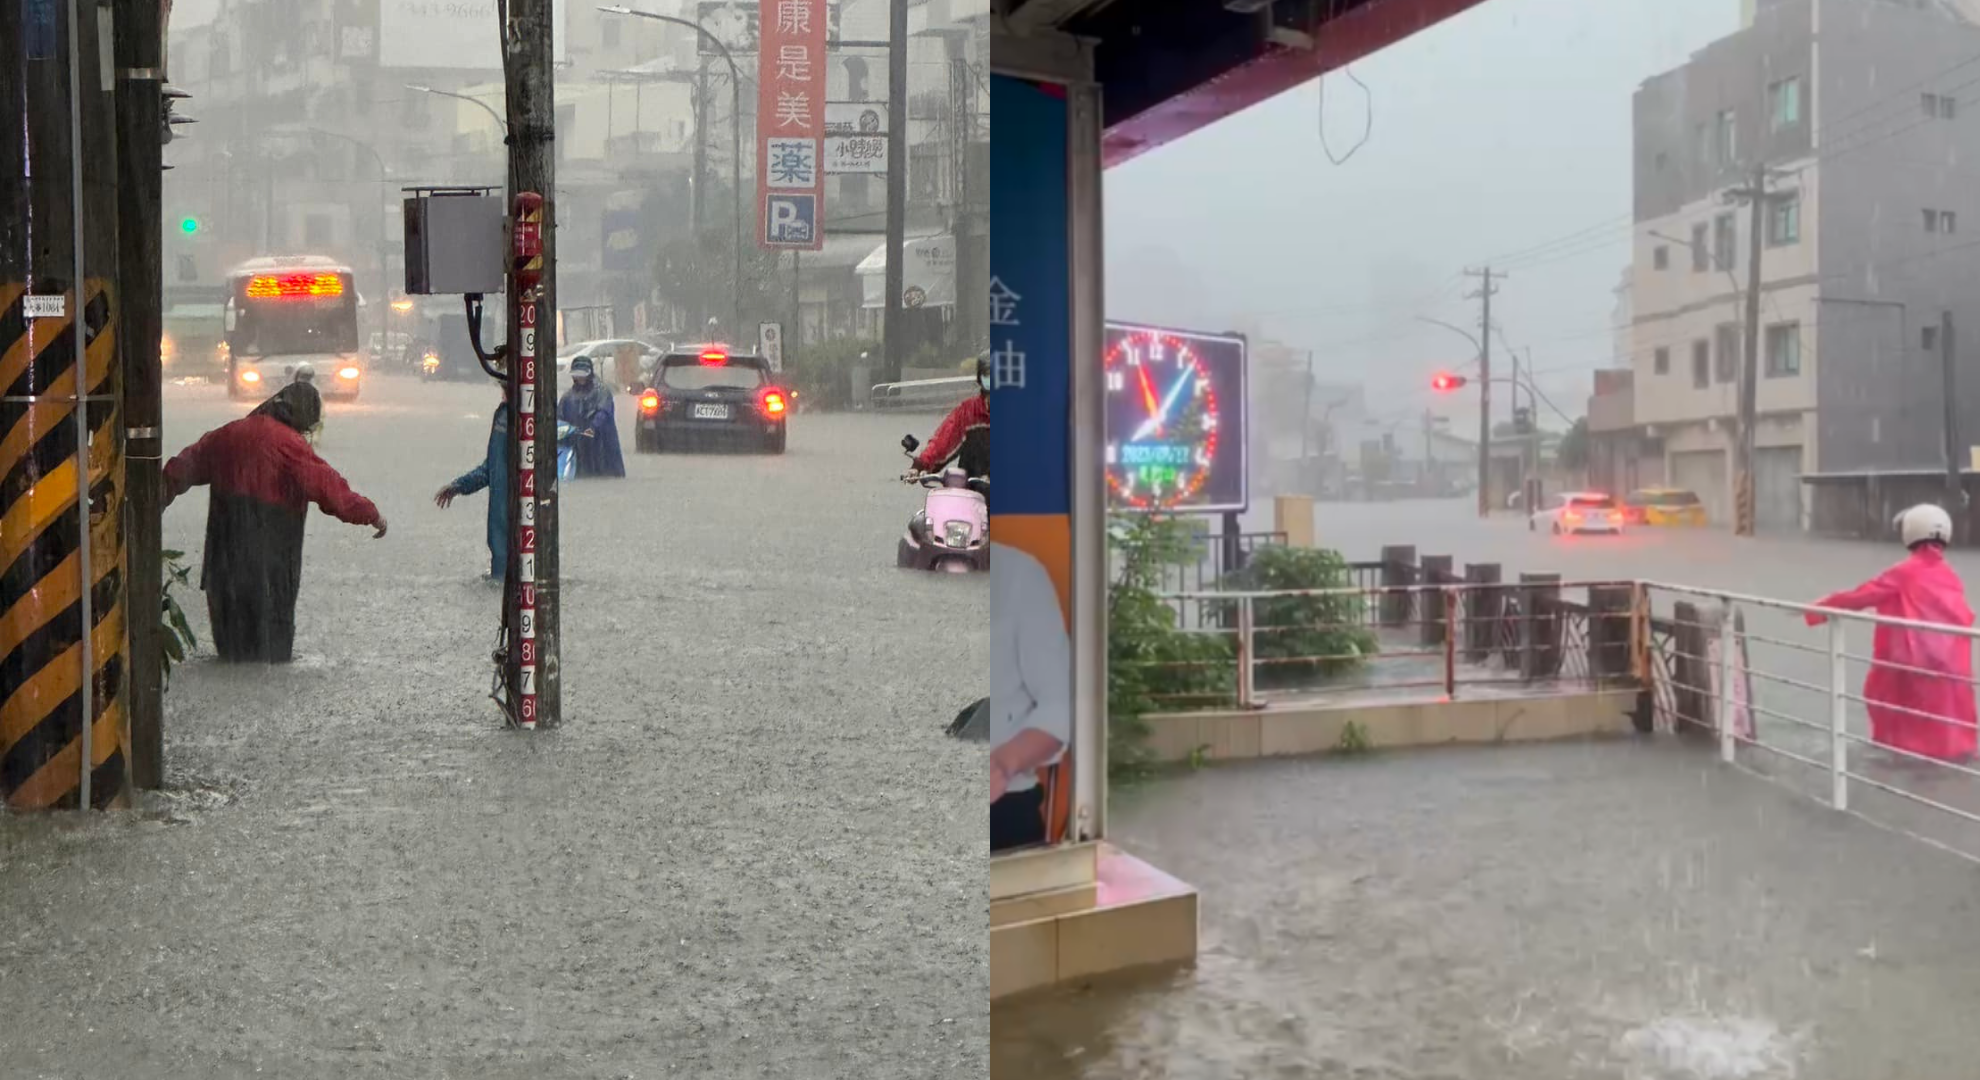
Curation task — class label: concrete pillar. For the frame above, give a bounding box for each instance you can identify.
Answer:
[1520,573,1563,680]
[1379,544,1415,629]
[1273,494,1314,548]
[1463,562,1501,663]
[1419,555,1453,646]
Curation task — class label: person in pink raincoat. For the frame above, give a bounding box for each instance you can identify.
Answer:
[1805,503,1978,762]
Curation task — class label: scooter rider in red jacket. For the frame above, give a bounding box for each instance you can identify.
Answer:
[164,382,386,663]
[911,353,989,477]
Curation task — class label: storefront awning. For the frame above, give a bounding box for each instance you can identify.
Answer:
[856,234,955,310]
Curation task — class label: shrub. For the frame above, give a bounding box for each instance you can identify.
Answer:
[1107,515,1235,778]
[1216,545,1378,687]
[781,336,879,411]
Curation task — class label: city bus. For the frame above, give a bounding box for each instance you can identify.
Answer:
[223,255,365,402]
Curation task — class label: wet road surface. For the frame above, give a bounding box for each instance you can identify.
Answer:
[996,498,1980,1077]
[0,375,987,1078]
[997,740,1980,1079]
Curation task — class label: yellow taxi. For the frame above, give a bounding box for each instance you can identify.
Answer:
[1623,487,1708,527]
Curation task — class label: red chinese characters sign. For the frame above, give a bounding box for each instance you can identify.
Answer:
[756,0,826,251]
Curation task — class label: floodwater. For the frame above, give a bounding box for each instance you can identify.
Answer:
[994,739,1980,1079]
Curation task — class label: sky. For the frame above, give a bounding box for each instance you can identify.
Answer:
[1103,0,1740,436]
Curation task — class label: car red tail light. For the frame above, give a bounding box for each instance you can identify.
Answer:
[699,349,728,365]
[761,390,787,415]
[640,390,662,413]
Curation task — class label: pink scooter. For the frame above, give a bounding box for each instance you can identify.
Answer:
[897,434,989,573]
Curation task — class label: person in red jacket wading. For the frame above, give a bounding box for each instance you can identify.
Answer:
[163,382,387,663]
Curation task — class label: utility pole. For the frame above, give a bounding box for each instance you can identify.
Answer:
[1464,266,1504,517]
[504,0,561,729]
[1728,163,1782,538]
[882,0,909,380]
[691,55,708,330]
[1943,310,1964,509]
[1422,409,1435,494]
[115,0,166,789]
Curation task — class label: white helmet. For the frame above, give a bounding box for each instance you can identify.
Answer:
[1896,503,1953,548]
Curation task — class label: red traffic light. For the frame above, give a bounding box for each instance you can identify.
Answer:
[1430,372,1468,392]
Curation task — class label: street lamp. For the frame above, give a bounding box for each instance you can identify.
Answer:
[600,5,744,339]
[405,83,509,134]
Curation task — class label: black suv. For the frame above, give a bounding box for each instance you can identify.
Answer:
[634,346,789,455]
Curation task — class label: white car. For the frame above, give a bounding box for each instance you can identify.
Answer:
[1530,491,1625,535]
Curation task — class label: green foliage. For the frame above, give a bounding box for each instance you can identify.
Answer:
[160,550,197,689]
[781,336,880,411]
[1556,416,1591,471]
[1107,516,1235,779]
[1216,545,1378,687]
[1336,720,1372,755]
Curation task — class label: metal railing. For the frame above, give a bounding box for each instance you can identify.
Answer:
[1135,578,1639,710]
[1640,581,1980,863]
[868,375,976,412]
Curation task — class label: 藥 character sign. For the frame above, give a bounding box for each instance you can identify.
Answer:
[757,0,826,251]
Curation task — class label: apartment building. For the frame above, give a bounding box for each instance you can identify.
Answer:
[1628,0,1980,531]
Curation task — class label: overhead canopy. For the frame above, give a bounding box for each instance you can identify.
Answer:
[857,234,956,310]
[994,0,1490,168]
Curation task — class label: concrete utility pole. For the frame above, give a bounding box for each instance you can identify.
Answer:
[504,0,562,728]
[882,0,909,380]
[1463,266,1504,517]
[115,0,166,789]
[1727,163,1785,538]
[0,0,131,808]
[1943,310,1964,509]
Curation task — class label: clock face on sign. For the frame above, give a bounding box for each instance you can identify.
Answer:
[1104,329,1221,509]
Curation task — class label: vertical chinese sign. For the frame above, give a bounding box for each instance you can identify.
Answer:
[758,0,826,251]
[988,76,1076,856]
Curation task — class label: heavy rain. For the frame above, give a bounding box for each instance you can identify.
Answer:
[992,0,1980,1076]
[1,0,990,1074]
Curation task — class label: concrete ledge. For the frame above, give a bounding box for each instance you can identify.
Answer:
[990,844,1199,1001]
[1143,688,1641,764]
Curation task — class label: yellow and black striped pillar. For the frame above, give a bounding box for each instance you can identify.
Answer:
[0,280,131,810]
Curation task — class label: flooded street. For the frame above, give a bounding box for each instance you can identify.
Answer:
[995,740,1980,1079]
[0,376,987,1078]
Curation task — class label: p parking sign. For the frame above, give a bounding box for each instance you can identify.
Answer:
[763,193,819,250]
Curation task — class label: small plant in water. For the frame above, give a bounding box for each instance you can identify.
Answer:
[1336,719,1372,755]
[161,549,198,688]
[1186,743,1213,770]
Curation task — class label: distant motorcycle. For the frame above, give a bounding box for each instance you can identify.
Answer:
[896,434,988,573]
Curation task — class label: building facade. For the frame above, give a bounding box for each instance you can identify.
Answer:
[1628,0,1980,532]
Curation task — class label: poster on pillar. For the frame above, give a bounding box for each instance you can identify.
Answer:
[989,76,1076,856]
[756,0,827,251]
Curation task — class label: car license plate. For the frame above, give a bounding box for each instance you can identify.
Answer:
[692,404,730,420]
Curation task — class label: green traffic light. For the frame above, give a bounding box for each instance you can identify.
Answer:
[179,217,199,234]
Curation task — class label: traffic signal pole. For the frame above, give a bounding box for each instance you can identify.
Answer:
[503,0,561,729]
[1463,266,1504,516]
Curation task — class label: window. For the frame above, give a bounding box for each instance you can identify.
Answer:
[1769,77,1801,131]
[1655,150,1670,172]
[1926,208,1958,234]
[1924,324,1941,351]
[1716,109,1737,166]
[1765,323,1801,377]
[1715,323,1740,384]
[1692,340,1711,388]
[1924,92,1958,120]
[1691,222,1709,271]
[1653,245,1670,270]
[1695,122,1713,169]
[1714,213,1736,270]
[304,213,333,247]
[1654,346,1671,375]
[1768,194,1800,246]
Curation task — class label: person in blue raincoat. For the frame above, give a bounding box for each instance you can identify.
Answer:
[434,387,511,579]
[559,356,627,478]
